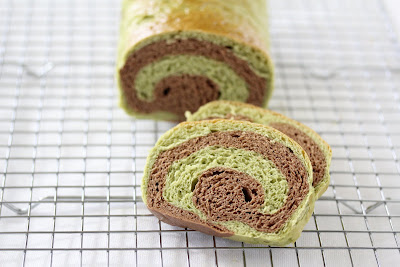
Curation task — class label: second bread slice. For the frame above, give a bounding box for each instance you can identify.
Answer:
[186,100,332,198]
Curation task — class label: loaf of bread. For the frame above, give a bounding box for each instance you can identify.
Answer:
[117,0,274,121]
[142,119,315,245]
[186,101,332,198]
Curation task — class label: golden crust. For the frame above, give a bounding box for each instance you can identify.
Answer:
[121,0,269,56]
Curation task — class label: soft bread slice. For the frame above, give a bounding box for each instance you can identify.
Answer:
[186,101,332,198]
[142,119,315,246]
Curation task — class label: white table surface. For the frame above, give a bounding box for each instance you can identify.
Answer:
[384,0,400,38]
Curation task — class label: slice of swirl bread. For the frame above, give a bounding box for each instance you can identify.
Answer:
[186,100,332,198]
[142,119,315,246]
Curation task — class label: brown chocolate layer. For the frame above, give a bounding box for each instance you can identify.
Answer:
[150,75,219,116]
[201,114,326,187]
[146,131,309,236]
[193,167,267,228]
[270,123,326,187]
[119,39,267,120]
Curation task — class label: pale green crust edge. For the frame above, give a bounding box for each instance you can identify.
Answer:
[185,100,332,198]
[116,30,274,121]
[141,120,314,246]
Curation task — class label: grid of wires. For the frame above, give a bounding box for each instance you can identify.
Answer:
[0,0,400,266]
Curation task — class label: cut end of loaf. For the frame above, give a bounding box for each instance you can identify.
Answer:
[117,32,274,121]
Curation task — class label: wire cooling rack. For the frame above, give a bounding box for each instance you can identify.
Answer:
[0,0,400,266]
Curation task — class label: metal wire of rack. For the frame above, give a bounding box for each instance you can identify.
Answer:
[0,0,400,266]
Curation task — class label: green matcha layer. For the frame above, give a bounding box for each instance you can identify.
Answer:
[117,0,274,121]
[142,120,315,246]
[186,101,332,198]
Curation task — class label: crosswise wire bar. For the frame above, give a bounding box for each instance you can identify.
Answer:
[0,195,387,217]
